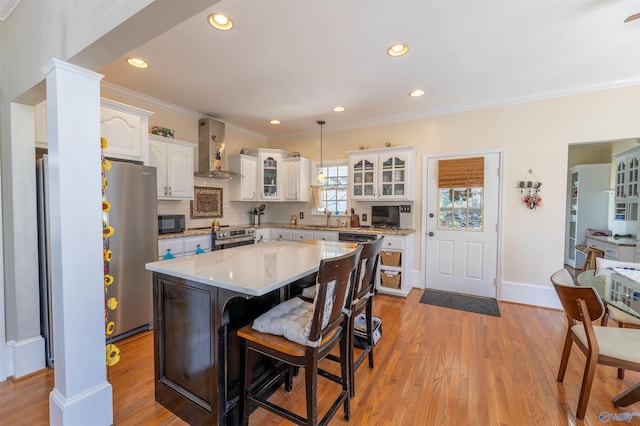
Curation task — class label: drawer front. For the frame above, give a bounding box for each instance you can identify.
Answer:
[273,229,292,241]
[158,238,184,259]
[183,235,211,254]
[291,230,314,241]
[380,236,403,250]
[313,231,338,242]
[603,245,619,260]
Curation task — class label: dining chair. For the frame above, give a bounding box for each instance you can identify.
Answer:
[237,246,362,425]
[551,270,640,420]
[591,259,640,379]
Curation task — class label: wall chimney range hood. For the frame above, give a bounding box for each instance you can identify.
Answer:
[195,118,242,179]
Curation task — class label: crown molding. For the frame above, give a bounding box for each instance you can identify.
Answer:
[0,0,21,21]
[100,81,267,141]
[271,76,640,141]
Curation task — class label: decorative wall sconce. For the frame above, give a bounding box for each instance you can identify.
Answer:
[518,169,543,209]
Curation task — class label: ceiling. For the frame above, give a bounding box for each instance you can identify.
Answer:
[98,0,640,139]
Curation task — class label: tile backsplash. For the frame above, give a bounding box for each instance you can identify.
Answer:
[157,177,415,229]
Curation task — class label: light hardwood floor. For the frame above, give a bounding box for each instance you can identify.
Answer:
[1,289,639,425]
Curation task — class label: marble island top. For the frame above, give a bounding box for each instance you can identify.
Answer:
[145,240,357,296]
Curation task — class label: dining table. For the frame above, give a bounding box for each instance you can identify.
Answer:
[576,269,640,408]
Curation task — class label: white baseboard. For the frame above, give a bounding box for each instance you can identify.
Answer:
[9,336,46,378]
[499,280,562,309]
[50,381,113,426]
[410,273,561,310]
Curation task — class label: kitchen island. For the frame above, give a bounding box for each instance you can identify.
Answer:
[145,240,357,425]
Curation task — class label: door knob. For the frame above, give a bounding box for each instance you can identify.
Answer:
[428,232,435,237]
[429,213,434,218]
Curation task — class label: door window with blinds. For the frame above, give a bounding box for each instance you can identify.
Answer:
[438,157,484,230]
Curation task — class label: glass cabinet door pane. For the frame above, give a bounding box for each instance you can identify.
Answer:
[394,184,404,195]
[381,184,392,195]
[394,170,404,182]
[364,171,374,183]
[364,185,374,196]
[382,170,392,182]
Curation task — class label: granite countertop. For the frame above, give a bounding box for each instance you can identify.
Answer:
[158,223,416,240]
[256,222,416,236]
[587,235,637,247]
[158,228,212,240]
[145,240,357,296]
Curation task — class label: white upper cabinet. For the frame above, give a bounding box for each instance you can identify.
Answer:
[100,99,153,164]
[283,157,310,201]
[258,150,284,200]
[149,134,194,200]
[228,154,258,201]
[35,99,153,164]
[614,147,640,222]
[348,146,416,201]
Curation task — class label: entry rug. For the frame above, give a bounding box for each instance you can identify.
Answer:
[419,289,501,317]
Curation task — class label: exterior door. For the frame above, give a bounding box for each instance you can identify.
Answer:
[425,152,500,298]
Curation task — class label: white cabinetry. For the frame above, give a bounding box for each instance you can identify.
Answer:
[100,99,153,164]
[257,150,285,200]
[313,231,338,241]
[587,237,635,262]
[564,164,610,268]
[291,230,315,241]
[283,157,310,201]
[376,234,414,297]
[614,148,640,222]
[149,134,195,200]
[158,235,211,260]
[35,99,153,164]
[255,228,271,243]
[272,229,292,241]
[228,154,258,201]
[348,146,416,201]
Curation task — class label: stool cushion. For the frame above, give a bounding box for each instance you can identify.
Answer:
[252,297,314,346]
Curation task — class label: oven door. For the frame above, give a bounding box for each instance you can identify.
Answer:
[214,236,256,250]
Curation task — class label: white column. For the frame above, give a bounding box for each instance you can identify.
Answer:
[43,59,112,426]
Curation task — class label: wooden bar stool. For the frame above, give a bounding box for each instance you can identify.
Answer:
[581,247,604,271]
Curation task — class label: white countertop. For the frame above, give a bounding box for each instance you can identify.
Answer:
[145,240,357,296]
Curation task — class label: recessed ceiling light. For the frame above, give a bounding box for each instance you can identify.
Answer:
[270,119,281,125]
[127,58,148,69]
[208,13,234,31]
[409,89,425,97]
[387,43,409,57]
[333,106,346,112]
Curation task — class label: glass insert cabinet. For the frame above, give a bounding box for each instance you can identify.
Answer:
[347,146,416,201]
[261,155,278,198]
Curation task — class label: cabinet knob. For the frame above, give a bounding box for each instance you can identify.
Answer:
[168,186,172,195]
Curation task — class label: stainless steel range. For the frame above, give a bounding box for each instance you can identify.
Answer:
[212,225,256,250]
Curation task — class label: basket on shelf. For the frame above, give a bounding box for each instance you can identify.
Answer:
[380,251,401,266]
[380,271,401,289]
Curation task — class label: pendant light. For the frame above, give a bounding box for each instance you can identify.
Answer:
[316,120,326,182]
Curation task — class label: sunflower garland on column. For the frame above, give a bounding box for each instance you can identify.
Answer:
[101,136,120,367]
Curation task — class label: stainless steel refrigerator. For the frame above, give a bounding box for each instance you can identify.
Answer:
[37,156,158,367]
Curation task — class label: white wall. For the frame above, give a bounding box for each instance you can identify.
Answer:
[273,86,640,306]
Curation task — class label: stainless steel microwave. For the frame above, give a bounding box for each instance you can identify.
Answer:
[158,215,185,234]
